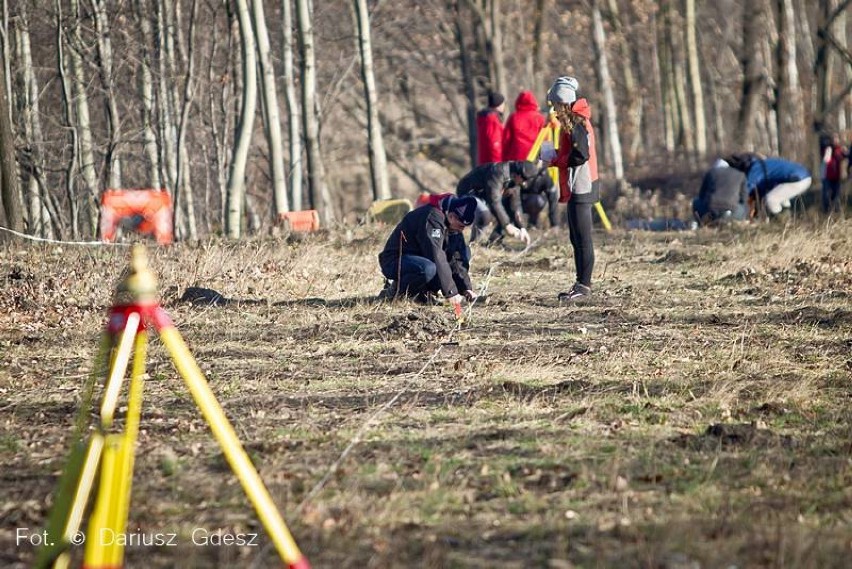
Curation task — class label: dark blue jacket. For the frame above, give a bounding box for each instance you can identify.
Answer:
[746,158,811,197]
[378,205,471,297]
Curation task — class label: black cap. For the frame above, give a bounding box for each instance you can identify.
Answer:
[446,196,478,226]
[488,91,505,108]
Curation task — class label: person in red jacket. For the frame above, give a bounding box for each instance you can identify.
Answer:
[502,90,546,162]
[544,76,599,302]
[476,91,505,165]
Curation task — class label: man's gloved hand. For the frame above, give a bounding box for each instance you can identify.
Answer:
[447,294,464,306]
[517,227,530,245]
[505,224,521,239]
[464,289,478,302]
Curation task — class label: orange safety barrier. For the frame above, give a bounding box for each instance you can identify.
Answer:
[278,210,320,232]
[100,189,174,245]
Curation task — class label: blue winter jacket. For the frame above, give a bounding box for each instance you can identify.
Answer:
[746,158,811,197]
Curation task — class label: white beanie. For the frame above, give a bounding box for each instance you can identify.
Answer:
[713,159,729,169]
[547,76,579,104]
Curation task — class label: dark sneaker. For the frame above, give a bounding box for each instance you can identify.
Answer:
[558,283,591,302]
[377,280,398,301]
[414,291,444,306]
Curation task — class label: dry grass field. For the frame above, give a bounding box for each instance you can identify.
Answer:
[1,215,851,568]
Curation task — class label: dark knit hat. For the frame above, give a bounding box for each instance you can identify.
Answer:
[445,196,478,226]
[487,91,505,108]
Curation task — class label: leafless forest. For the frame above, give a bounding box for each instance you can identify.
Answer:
[0,0,850,241]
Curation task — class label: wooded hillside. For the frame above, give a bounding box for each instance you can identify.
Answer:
[0,0,849,239]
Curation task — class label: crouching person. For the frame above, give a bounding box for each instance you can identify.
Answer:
[378,195,479,305]
[692,158,748,226]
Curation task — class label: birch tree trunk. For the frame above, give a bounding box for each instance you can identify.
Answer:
[70,0,100,236]
[591,0,623,180]
[685,0,707,155]
[295,0,333,223]
[135,0,161,190]
[0,37,21,235]
[251,0,289,217]
[354,0,390,201]
[93,0,122,188]
[17,4,54,237]
[225,0,257,238]
[281,0,303,211]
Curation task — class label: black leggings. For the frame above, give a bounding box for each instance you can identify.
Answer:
[567,200,594,287]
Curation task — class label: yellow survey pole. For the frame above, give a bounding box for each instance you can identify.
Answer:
[158,324,308,568]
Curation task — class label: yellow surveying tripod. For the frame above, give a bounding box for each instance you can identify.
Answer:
[36,245,310,569]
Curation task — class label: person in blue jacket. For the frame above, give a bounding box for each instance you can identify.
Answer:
[742,157,812,217]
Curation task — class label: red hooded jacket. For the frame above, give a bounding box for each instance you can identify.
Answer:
[549,98,598,203]
[476,109,504,164]
[502,91,546,161]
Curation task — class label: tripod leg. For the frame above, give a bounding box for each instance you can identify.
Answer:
[100,312,140,427]
[35,332,113,569]
[106,331,147,567]
[157,320,310,569]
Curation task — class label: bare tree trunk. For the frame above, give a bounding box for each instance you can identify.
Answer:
[93,0,122,188]
[667,4,693,154]
[839,4,851,132]
[658,6,677,151]
[454,0,477,168]
[0,34,20,235]
[0,0,10,121]
[649,7,669,154]
[17,4,54,238]
[354,0,390,201]
[487,0,506,96]
[56,0,80,239]
[225,0,257,238]
[737,0,766,149]
[605,0,641,165]
[156,0,180,235]
[135,0,162,190]
[70,0,100,236]
[530,0,546,92]
[761,19,779,156]
[775,0,805,158]
[252,0,289,217]
[174,0,198,239]
[281,0,303,211]
[206,19,233,231]
[685,0,707,155]
[295,0,333,223]
[591,0,623,180]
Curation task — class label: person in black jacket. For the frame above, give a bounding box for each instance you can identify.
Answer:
[518,168,559,228]
[456,161,537,245]
[378,195,479,305]
[692,159,749,225]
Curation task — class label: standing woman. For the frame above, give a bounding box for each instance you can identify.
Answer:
[545,77,599,301]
